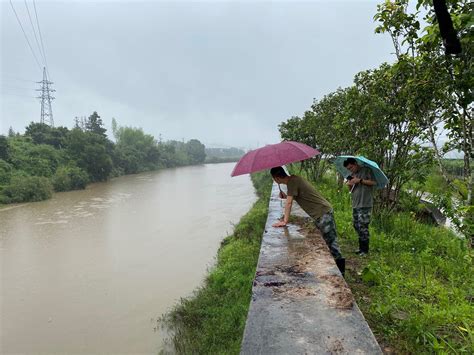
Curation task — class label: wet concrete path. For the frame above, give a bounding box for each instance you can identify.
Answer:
[241,183,382,354]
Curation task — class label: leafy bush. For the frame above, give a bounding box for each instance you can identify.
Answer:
[8,138,63,177]
[52,166,89,192]
[0,159,13,185]
[1,175,53,203]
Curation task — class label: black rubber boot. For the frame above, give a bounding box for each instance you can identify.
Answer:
[354,239,363,254]
[359,240,369,256]
[336,257,345,276]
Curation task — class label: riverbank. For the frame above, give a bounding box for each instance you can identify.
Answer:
[0,121,208,205]
[316,175,473,354]
[159,171,272,354]
[161,170,473,354]
[205,156,241,164]
[0,162,204,207]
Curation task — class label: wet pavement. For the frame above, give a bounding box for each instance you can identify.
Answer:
[241,183,382,355]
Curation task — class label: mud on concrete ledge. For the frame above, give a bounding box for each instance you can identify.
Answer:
[240,183,382,355]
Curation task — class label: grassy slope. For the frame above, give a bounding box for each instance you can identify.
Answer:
[315,174,474,354]
[160,172,271,354]
[161,170,473,354]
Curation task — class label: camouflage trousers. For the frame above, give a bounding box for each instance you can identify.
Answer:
[352,207,372,243]
[314,210,343,260]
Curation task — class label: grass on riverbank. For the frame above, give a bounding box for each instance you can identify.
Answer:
[160,169,473,354]
[159,171,271,354]
[314,174,474,354]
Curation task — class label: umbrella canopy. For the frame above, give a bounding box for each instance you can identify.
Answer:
[334,155,388,189]
[231,141,320,177]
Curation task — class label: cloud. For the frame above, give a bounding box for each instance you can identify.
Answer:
[1,1,393,148]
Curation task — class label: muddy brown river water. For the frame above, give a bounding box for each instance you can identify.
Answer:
[0,163,256,354]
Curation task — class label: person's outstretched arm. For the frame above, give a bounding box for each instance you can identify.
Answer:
[273,196,293,227]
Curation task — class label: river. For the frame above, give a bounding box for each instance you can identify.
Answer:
[0,163,257,354]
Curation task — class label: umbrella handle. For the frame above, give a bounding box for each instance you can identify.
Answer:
[278,184,284,207]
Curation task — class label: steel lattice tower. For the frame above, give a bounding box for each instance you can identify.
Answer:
[36,67,55,126]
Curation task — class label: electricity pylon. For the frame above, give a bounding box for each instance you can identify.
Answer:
[36,67,55,126]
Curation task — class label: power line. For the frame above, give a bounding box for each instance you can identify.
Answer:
[32,0,50,79]
[2,93,36,98]
[0,75,37,83]
[24,0,46,67]
[0,85,35,91]
[9,0,42,72]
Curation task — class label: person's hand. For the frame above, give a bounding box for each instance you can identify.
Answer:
[279,191,287,199]
[347,178,360,186]
[272,220,287,227]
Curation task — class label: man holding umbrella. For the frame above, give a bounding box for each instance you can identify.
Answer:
[231,141,345,274]
[343,157,377,256]
[270,166,346,276]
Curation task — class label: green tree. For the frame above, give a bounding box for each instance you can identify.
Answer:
[24,122,52,145]
[0,159,13,185]
[158,143,178,168]
[168,140,190,166]
[85,111,107,137]
[374,0,473,236]
[24,122,69,149]
[185,139,206,164]
[0,135,10,161]
[66,128,112,181]
[113,125,161,173]
[8,127,15,137]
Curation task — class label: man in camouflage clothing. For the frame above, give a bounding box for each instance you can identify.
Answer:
[343,158,377,256]
[270,166,345,275]
[313,211,342,261]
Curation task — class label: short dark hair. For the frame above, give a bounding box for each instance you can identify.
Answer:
[270,166,288,178]
[343,158,357,167]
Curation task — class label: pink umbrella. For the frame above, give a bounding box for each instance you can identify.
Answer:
[231,141,320,177]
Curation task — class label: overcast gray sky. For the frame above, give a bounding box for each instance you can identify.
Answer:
[1,0,395,149]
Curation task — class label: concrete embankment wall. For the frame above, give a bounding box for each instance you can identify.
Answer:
[240,183,382,354]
